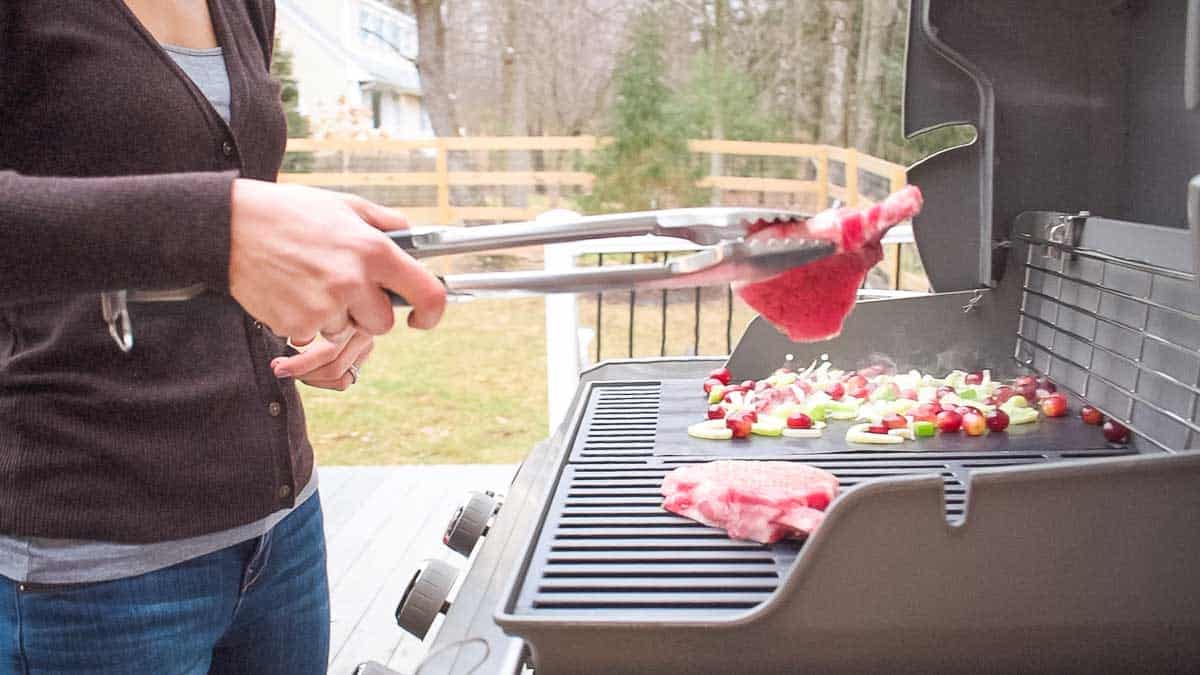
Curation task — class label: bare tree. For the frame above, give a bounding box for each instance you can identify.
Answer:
[853,0,901,153]
[411,0,461,136]
[818,0,856,147]
[402,0,926,167]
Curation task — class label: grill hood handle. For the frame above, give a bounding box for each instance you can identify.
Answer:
[1190,175,1199,285]
[1188,0,1198,110]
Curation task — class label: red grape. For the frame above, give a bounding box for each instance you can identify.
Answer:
[725,413,753,438]
[1039,392,1069,417]
[708,367,732,385]
[936,410,963,432]
[985,409,1010,432]
[1080,406,1104,425]
[703,378,723,394]
[825,382,845,400]
[882,413,907,429]
[707,405,725,420]
[786,412,813,429]
[1102,420,1130,443]
[866,424,890,435]
[962,410,987,436]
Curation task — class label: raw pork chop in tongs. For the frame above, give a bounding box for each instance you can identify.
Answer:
[736,185,923,342]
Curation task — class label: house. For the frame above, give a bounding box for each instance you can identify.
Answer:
[275,0,431,137]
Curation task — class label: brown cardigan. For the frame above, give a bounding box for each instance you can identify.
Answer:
[0,1,314,542]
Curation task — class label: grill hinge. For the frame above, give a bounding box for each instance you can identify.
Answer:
[1041,211,1088,261]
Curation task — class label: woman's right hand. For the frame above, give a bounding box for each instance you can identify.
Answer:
[227,178,446,343]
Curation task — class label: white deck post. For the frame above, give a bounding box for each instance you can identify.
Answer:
[544,242,582,433]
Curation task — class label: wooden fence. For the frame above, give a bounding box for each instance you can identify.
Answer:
[280,136,907,226]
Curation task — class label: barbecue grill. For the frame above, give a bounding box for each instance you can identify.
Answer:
[364,2,1200,672]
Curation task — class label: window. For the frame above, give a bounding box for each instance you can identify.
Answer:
[359,5,405,56]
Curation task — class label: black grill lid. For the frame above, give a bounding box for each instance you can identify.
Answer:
[906,0,1200,291]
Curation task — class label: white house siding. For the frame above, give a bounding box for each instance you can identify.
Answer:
[276,0,429,138]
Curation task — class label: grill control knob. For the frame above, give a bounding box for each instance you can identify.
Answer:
[443,491,501,557]
[395,558,457,639]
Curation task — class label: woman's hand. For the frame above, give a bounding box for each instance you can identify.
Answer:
[271,332,373,391]
[228,179,446,343]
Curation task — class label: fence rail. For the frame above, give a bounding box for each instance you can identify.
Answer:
[280,136,907,226]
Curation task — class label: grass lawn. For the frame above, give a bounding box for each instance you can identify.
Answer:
[302,296,549,465]
[301,292,753,465]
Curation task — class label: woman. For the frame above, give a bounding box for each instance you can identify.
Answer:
[0,1,446,672]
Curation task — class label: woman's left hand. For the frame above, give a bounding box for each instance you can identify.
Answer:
[270,331,374,391]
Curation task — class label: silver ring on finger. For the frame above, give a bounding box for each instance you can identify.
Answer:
[347,363,361,385]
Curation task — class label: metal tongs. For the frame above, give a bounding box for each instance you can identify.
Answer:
[386,208,832,304]
[100,208,830,351]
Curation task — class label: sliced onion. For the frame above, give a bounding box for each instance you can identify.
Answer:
[846,423,905,445]
[782,428,823,439]
[688,420,733,440]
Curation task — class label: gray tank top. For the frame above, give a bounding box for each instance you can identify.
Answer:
[0,44,316,584]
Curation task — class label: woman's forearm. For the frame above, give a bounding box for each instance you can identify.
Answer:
[0,170,236,303]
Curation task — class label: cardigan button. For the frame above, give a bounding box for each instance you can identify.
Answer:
[278,484,292,499]
[268,401,282,417]
[221,140,235,158]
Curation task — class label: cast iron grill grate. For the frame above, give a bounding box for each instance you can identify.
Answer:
[572,384,661,464]
[513,381,1134,619]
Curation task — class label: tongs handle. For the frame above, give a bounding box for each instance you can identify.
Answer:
[391,211,663,258]
[387,265,677,305]
[388,207,808,259]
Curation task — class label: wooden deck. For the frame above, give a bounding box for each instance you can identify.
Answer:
[319,464,518,675]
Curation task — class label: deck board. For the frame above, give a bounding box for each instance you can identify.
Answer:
[319,465,516,675]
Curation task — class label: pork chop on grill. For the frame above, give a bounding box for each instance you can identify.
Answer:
[661,460,840,544]
[736,185,924,342]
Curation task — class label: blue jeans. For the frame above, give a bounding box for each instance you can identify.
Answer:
[0,493,330,674]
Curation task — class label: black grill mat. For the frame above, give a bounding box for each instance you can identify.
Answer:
[512,379,1135,619]
[572,379,1117,464]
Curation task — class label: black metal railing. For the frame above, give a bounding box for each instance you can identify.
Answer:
[585,243,923,363]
